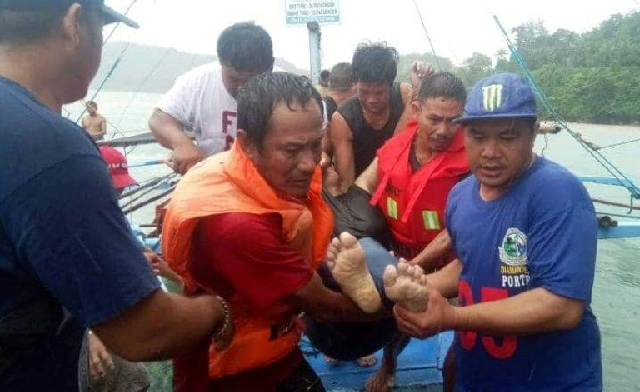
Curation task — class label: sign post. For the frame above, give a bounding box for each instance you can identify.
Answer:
[285,0,341,84]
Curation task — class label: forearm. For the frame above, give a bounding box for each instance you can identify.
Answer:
[149,110,193,151]
[94,290,223,362]
[451,288,584,336]
[411,231,452,269]
[425,259,460,298]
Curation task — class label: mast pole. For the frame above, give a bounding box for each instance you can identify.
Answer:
[307,21,322,85]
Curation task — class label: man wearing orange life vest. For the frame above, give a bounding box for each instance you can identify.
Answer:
[355,72,468,392]
[162,72,386,392]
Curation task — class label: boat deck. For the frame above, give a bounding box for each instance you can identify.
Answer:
[302,331,453,391]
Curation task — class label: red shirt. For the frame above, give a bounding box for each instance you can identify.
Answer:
[173,212,314,392]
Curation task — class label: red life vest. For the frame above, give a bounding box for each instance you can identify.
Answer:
[371,120,469,265]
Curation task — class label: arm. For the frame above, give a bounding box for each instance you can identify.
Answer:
[410,230,452,269]
[354,157,378,195]
[3,156,226,362]
[395,285,583,339]
[392,83,413,136]
[99,117,107,139]
[93,290,226,362]
[329,112,355,192]
[148,109,202,175]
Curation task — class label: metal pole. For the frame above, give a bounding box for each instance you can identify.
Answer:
[307,21,321,85]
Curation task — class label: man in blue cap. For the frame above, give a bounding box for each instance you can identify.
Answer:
[388,73,602,390]
[0,1,232,390]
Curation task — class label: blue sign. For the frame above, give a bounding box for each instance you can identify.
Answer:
[285,0,341,25]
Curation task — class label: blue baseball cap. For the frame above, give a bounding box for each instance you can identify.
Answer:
[453,73,536,124]
[0,0,139,28]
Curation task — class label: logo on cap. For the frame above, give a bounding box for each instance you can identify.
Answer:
[482,84,504,112]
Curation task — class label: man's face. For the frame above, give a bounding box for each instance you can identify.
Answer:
[244,100,324,198]
[86,103,97,115]
[356,81,391,114]
[221,64,267,98]
[465,118,537,192]
[414,97,464,152]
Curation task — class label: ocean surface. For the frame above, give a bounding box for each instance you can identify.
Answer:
[65,92,640,391]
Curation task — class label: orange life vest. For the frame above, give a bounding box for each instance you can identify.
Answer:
[371,120,469,263]
[162,142,333,379]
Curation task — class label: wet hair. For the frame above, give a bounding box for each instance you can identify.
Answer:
[351,42,399,85]
[418,72,467,104]
[87,101,97,108]
[328,62,354,92]
[0,6,99,45]
[217,22,274,73]
[237,72,323,150]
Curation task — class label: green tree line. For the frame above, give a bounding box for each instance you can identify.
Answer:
[398,11,640,124]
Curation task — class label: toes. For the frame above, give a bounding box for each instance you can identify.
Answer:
[411,265,424,281]
[339,232,358,248]
[383,265,398,287]
[331,237,342,251]
[420,275,429,286]
[397,261,410,275]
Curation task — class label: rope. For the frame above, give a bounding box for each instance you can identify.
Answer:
[75,42,134,124]
[410,0,443,70]
[74,0,141,124]
[120,178,176,210]
[122,185,176,215]
[592,198,640,212]
[493,15,640,200]
[594,136,640,151]
[119,172,177,200]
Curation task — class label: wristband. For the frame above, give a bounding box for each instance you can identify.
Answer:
[212,295,231,341]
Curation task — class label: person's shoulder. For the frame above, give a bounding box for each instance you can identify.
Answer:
[527,157,593,211]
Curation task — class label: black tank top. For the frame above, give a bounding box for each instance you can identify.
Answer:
[338,83,405,178]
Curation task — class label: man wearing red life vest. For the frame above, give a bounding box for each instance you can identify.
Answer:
[355,72,468,392]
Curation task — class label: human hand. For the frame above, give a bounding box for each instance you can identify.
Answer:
[410,61,435,87]
[88,332,114,381]
[143,249,183,284]
[167,141,203,175]
[393,282,457,339]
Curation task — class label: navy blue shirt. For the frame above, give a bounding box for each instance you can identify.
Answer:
[0,77,160,390]
[447,157,602,391]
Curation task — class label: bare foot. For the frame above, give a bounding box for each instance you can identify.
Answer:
[383,261,429,312]
[328,232,383,313]
[356,354,378,367]
[366,367,395,392]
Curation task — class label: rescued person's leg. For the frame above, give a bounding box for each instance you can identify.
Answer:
[326,233,383,313]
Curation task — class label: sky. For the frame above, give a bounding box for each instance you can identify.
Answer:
[105,0,639,69]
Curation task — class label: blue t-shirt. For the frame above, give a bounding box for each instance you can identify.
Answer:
[0,77,160,391]
[446,157,602,391]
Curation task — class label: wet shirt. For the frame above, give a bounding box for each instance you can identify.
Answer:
[158,63,238,157]
[446,157,602,391]
[0,77,160,391]
[173,212,313,391]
